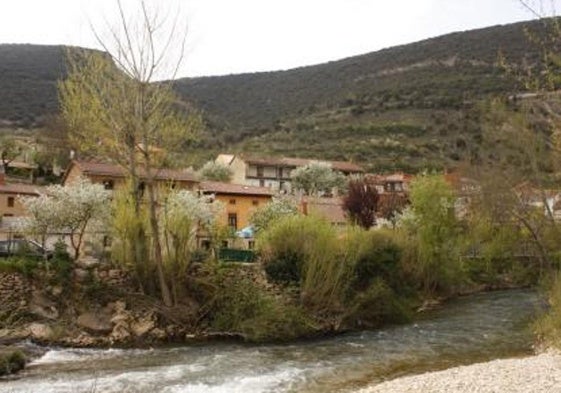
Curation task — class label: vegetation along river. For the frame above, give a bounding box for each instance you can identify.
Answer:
[1,289,542,393]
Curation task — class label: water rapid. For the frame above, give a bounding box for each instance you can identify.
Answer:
[0,289,541,393]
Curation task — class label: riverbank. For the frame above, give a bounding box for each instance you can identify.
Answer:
[358,351,561,393]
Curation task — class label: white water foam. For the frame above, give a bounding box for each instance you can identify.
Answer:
[31,347,152,365]
[3,363,207,393]
[162,366,305,393]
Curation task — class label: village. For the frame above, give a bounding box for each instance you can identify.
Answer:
[0,154,414,256]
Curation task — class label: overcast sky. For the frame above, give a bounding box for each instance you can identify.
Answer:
[0,0,555,78]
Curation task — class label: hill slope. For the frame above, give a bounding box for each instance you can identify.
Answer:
[0,20,546,171]
[0,45,68,127]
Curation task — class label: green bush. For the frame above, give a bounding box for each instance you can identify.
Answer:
[51,240,73,284]
[345,229,403,292]
[0,257,39,277]
[263,250,303,285]
[535,272,561,348]
[258,215,333,285]
[0,350,26,376]
[342,278,411,329]
[210,273,313,342]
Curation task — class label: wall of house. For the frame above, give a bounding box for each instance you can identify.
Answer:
[65,167,195,195]
[229,157,248,185]
[214,193,271,230]
[0,193,32,218]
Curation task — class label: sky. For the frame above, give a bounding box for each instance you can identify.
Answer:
[0,0,555,78]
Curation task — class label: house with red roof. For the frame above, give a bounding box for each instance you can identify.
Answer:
[216,154,364,193]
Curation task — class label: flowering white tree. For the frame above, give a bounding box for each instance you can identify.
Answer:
[21,177,110,260]
[291,161,346,196]
[19,194,63,253]
[250,197,299,233]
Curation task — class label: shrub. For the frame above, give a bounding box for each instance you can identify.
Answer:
[0,350,26,376]
[344,229,403,293]
[342,278,411,329]
[51,240,73,284]
[535,272,561,348]
[210,272,313,342]
[259,215,348,313]
[258,215,330,285]
[0,257,39,277]
[263,249,303,285]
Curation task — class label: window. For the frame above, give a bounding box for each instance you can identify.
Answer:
[7,197,14,208]
[201,240,211,250]
[228,213,238,230]
[256,166,264,177]
[252,200,259,206]
[221,240,229,248]
[229,199,236,205]
[248,241,255,250]
[102,180,114,190]
[259,179,265,187]
[137,182,146,197]
[3,213,13,217]
[103,236,112,248]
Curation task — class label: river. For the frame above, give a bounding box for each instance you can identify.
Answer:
[0,289,542,393]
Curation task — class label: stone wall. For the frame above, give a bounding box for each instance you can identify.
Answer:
[0,272,31,313]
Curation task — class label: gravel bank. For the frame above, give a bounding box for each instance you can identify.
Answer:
[358,352,561,393]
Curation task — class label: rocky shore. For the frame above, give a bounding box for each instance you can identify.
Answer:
[358,351,561,393]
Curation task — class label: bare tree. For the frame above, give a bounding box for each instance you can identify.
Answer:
[59,0,201,306]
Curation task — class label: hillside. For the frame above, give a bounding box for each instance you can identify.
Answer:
[0,45,68,128]
[0,20,549,171]
[175,20,537,130]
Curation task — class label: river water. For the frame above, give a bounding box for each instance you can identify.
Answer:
[1,289,542,393]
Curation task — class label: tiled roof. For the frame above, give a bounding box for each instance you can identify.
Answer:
[242,156,364,173]
[68,161,198,182]
[200,181,274,196]
[0,183,42,195]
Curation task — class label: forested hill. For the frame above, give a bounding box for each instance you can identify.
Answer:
[0,19,549,171]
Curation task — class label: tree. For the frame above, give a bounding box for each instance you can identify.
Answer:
[19,194,61,253]
[198,161,232,182]
[342,177,379,229]
[0,136,20,174]
[402,174,461,294]
[250,197,299,232]
[291,161,346,196]
[59,0,201,306]
[20,178,110,260]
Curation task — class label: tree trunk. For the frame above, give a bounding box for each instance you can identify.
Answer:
[147,178,173,307]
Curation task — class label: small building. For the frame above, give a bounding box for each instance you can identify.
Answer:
[199,181,274,233]
[0,172,41,218]
[62,160,198,192]
[0,171,42,241]
[366,172,413,195]
[216,154,364,193]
